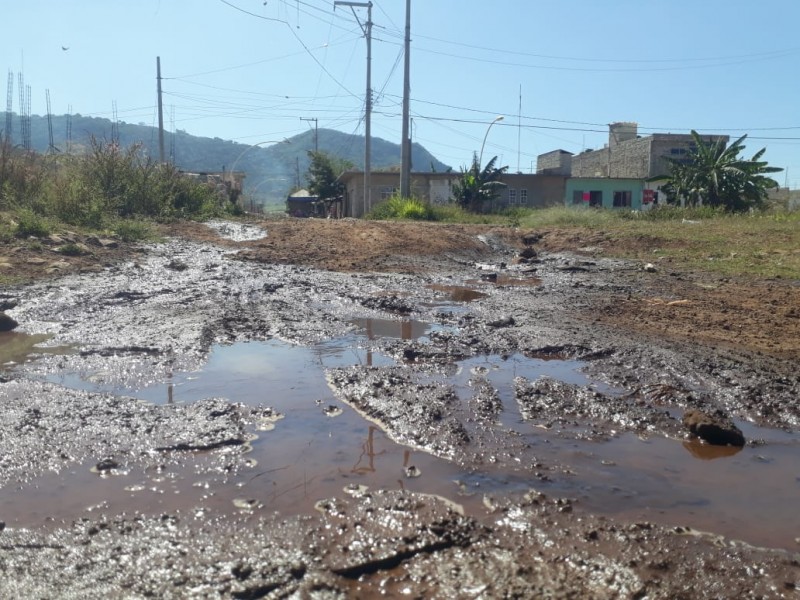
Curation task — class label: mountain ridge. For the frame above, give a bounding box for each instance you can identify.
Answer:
[2,112,451,205]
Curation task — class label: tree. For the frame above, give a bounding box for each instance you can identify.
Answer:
[305,151,353,215]
[664,130,782,211]
[451,154,508,212]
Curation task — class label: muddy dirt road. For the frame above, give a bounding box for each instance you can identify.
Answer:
[1,217,799,598]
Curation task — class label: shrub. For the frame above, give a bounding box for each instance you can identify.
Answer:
[15,208,51,238]
[368,196,435,221]
[113,219,155,242]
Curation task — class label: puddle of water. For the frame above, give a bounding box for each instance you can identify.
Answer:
[49,339,394,404]
[0,331,74,371]
[5,339,800,550]
[445,354,800,549]
[465,274,542,287]
[351,317,431,341]
[425,284,487,303]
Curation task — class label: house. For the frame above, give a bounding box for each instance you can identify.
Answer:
[338,171,459,218]
[338,170,567,217]
[570,122,729,179]
[565,177,645,210]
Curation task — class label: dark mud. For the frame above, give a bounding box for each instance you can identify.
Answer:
[1,221,799,597]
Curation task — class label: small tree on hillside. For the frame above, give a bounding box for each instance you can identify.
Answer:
[451,154,508,213]
[663,131,782,211]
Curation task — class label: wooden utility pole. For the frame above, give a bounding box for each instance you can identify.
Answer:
[301,116,318,152]
[335,1,372,215]
[399,0,411,198]
[157,56,165,163]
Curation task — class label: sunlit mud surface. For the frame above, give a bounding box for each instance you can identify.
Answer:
[2,223,799,596]
[2,333,798,550]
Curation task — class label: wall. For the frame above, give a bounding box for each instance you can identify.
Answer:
[571,148,610,177]
[648,134,728,178]
[497,174,567,210]
[536,150,572,175]
[572,132,730,180]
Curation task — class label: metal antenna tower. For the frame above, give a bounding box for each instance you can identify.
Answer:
[111,100,119,143]
[17,73,25,149]
[46,89,57,153]
[66,104,73,153]
[4,70,12,143]
[23,84,31,150]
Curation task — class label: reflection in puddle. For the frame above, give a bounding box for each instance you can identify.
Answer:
[426,284,487,303]
[465,274,542,287]
[0,331,74,370]
[351,317,431,341]
[682,440,743,460]
[7,339,800,550]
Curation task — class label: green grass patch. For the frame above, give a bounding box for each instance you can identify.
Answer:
[515,206,800,279]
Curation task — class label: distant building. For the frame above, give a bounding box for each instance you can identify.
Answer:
[338,171,567,218]
[180,170,245,205]
[536,150,573,176]
[569,122,729,179]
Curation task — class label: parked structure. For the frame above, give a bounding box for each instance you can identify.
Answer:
[286,188,343,218]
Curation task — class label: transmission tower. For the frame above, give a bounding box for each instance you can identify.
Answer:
[111,100,119,144]
[24,84,31,150]
[46,89,57,153]
[66,104,73,153]
[17,73,25,149]
[4,70,12,144]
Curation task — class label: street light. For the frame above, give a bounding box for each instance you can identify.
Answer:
[479,115,504,167]
[228,138,290,183]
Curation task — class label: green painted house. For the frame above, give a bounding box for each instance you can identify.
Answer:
[565,178,644,209]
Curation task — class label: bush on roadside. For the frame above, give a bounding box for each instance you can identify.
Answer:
[367,195,435,221]
[1,137,230,232]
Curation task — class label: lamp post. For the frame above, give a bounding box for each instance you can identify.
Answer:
[479,115,504,167]
[229,139,290,183]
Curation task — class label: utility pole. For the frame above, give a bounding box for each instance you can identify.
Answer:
[399,0,411,198]
[301,116,318,152]
[335,1,372,216]
[156,56,165,163]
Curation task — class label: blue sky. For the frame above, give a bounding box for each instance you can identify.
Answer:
[4,0,800,187]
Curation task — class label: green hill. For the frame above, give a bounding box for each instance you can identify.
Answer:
[2,112,451,207]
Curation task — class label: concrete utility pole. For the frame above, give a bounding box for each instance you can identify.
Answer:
[301,116,318,152]
[399,0,411,198]
[335,1,372,215]
[157,57,165,163]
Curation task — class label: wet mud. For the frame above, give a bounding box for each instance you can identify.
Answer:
[1,219,799,597]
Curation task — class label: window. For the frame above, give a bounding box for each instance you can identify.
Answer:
[508,189,517,205]
[613,191,632,207]
[589,190,603,207]
[572,190,584,205]
[519,189,528,206]
[380,186,397,200]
